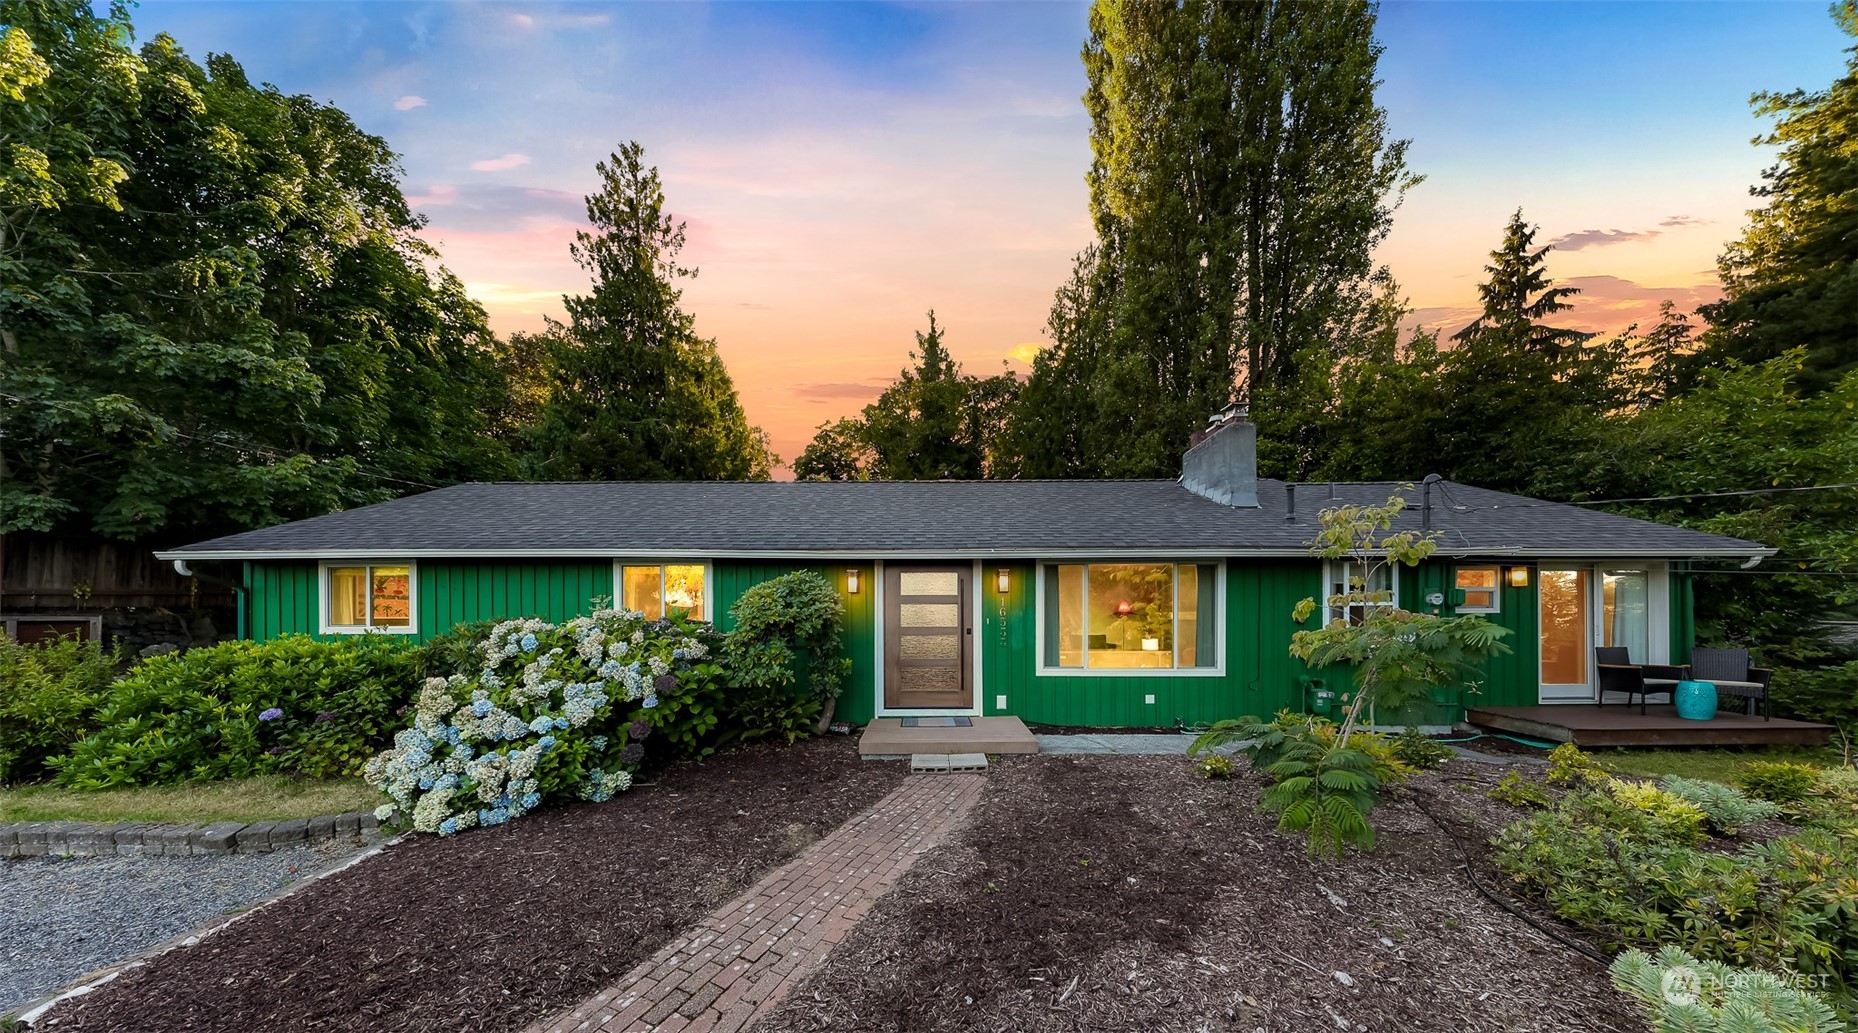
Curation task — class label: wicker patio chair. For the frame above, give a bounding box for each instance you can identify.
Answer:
[1687,647,1773,720]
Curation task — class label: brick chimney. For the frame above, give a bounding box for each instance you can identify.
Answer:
[1181,403,1258,507]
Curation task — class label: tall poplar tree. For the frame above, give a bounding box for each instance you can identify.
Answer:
[527,143,774,481]
[1001,0,1415,478]
[1692,0,1858,392]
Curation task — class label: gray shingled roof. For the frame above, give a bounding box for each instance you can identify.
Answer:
[157,480,1768,560]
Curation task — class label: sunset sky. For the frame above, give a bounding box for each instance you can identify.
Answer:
[135,1,1850,469]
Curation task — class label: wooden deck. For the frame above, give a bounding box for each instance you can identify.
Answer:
[858,716,1040,757]
[1465,704,1832,748]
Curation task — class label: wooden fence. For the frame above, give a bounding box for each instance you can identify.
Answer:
[0,532,233,611]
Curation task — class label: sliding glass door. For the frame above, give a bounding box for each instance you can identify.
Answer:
[1539,568,1593,702]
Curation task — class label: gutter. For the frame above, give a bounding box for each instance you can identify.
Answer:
[155,546,1782,563]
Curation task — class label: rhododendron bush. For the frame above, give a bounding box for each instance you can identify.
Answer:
[365,609,722,835]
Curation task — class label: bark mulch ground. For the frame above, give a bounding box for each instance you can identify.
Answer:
[40,738,905,1033]
[755,755,1643,1033]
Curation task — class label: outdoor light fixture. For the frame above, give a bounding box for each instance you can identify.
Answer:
[845,569,861,594]
[1507,566,1530,588]
[996,569,1011,594]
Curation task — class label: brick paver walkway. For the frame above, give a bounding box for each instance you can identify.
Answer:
[529,773,987,1033]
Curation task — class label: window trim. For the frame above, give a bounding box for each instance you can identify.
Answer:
[319,561,419,635]
[1454,565,1502,614]
[1034,560,1226,678]
[612,560,713,622]
[1321,559,1400,625]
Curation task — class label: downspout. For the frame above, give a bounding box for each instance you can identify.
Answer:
[172,558,248,641]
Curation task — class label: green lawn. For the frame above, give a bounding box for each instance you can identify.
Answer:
[0,777,378,825]
[1596,745,1847,782]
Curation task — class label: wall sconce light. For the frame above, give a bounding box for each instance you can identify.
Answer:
[1507,566,1530,589]
[995,569,1011,594]
[845,569,861,594]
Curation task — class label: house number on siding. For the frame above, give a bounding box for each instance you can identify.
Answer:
[997,598,1008,646]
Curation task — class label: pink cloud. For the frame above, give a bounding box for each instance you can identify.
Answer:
[471,153,533,172]
[407,183,457,206]
[1548,227,1659,251]
[394,95,427,111]
[1399,276,1723,343]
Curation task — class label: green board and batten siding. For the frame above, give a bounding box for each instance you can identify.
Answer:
[241,555,1698,729]
[246,561,615,643]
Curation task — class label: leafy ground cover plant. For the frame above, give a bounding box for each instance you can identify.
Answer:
[1610,946,1846,1033]
[0,634,118,784]
[1487,769,1550,808]
[1391,725,1455,769]
[1660,775,1784,836]
[1738,761,1824,806]
[364,609,722,834]
[1192,711,1415,857]
[1493,748,1858,1011]
[54,636,420,788]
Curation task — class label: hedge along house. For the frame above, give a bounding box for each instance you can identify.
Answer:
[157,413,1772,743]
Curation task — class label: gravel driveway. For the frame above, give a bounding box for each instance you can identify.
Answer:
[1,840,372,1015]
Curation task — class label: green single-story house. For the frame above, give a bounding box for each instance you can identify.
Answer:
[157,414,1770,729]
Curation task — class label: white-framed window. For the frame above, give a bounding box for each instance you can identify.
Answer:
[1038,561,1222,674]
[1323,560,1397,625]
[1455,566,1501,613]
[616,561,710,620]
[321,562,416,634]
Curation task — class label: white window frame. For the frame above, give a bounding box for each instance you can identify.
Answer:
[1454,565,1502,614]
[1034,560,1226,677]
[319,561,419,635]
[613,560,713,622]
[1322,559,1399,625]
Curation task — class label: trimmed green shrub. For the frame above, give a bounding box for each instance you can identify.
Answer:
[1739,761,1823,805]
[1661,776,1784,835]
[54,635,421,788]
[1610,946,1845,1033]
[0,635,119,784]
[723,571,852,739]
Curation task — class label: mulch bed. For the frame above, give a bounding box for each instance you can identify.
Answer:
[755,755,1643,1033]
[41,738,905,1033]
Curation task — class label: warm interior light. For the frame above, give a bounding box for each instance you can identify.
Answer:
[1507,566,1530,588]
[846,569,861,594]
[996,569,1011,594]
[1115,600,1134,616]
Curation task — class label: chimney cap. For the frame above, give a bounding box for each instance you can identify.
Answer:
[1208,401,1249,426]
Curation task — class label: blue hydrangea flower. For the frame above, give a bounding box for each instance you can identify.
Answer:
[439,818,458,836]
[537,735,557,751]
[553,716,569,730]
[643,695,658,709]
[258,707,284,722]
[520,633,538,651]
[528,715,554,735]
[419,775,435,790]
[522,792,541,810]
[471,699,493,718]
[588,736,608,752]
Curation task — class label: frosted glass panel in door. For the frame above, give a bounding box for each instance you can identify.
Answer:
[1539,568,1590,693]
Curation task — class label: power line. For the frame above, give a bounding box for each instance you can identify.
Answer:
[1424,480,1858,513]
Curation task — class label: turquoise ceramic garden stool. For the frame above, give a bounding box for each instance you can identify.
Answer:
[1674,680,1718,721]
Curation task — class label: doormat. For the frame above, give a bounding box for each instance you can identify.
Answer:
[900,717,973,728]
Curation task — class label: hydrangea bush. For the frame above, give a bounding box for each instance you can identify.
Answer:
[365,609,720,835]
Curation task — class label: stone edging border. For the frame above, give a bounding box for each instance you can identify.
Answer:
[0,811,383,859]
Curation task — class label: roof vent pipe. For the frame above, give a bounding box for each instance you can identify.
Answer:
[1285,483,1296,522]
[1421,473,1443,533]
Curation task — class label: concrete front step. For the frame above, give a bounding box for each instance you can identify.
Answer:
[909,753,989,773]
[858,716,1038,757]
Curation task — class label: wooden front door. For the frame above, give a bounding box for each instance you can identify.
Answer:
[883,565,971,709]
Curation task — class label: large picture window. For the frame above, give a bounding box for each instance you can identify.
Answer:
[1041,562,1219,672]
[619,563,707,620]
[322,563,415,633]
